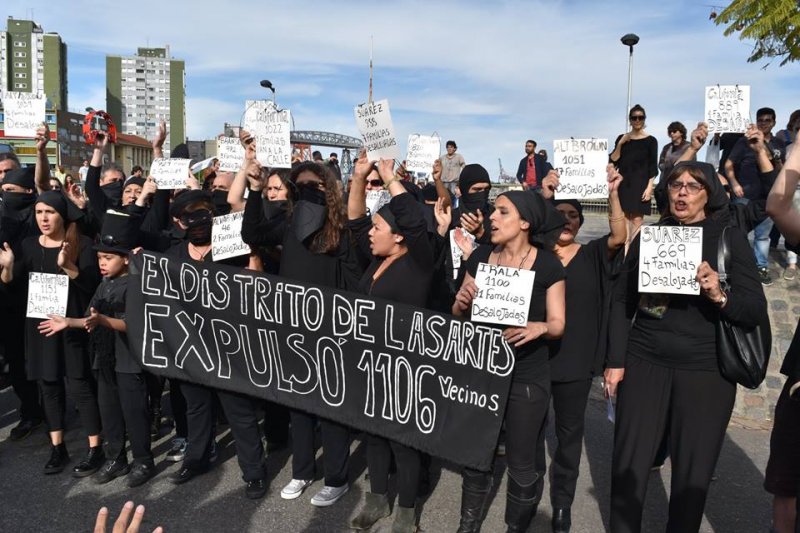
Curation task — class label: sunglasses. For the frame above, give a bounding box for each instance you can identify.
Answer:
[367,179,383,187]
[630,115,646,122]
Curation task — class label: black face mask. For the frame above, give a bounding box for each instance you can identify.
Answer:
[180,209,213,245]
[211,190,231,216]
[297,184,327,206]
[461,190,490,214]
[101,180,123,206]
[2,191,37,212]
[262,199,288,221]
[291,201,327,243]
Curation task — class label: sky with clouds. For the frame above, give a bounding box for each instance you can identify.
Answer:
[5,0,799,177]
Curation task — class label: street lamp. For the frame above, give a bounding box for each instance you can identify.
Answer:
[260,80,276,106]
[620,33,640,129]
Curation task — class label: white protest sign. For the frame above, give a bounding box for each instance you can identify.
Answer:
[26,272,69,319]
[705,85,751,134]
[449,228,477,279]
[553,138,609,199]
[365,189,391,216]
[211,211,250,261]
[150,158,191,189]
[354,99,400,162]
[406,134,440,173]
[638,226,703,295]
[190,156,216,174]
[471,263,535,327]
[217,137,246,172]
[2,91,46,137]
[243,100,292,169]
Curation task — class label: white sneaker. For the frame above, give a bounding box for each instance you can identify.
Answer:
[281,478,312,500]
[310,484,349,507]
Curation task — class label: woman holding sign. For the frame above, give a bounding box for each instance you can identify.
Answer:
[452,191,566,533]
[606,161,766,533]
[0,191,103,476]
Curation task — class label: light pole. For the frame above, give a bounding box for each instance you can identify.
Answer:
[260,80,276,106]
[621,33,640,129]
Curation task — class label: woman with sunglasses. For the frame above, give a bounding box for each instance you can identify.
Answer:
[607,161,767,532]
[610,104,659,242]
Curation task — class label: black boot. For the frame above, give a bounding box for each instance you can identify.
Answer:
[505,475,541,533]
[43,443,70,474]
[457,470,493,533]
[73,445,105,478]
[551,507,571,533]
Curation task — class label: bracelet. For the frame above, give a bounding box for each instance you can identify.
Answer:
[384,177,402,188]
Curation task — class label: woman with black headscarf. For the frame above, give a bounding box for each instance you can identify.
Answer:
[606,161,767,532]
[0,191,102,476]
[452,191,566,533]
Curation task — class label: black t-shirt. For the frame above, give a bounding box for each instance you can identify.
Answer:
[87,275,139,374]
[466,244,566,384]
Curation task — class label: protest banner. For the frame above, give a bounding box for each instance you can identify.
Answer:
[406,134,440,174]
[127,252,514,471]
[26,273,69,319]
[150,158,191,190]
[638,225,703,295]
[2,91,46,137]
[705,85,750,134]
[365,189,391,216]
[354,99,400,162]
[217,137,246,172]
[211,211,250,261]
[243,100,292,169]
[553,138,609,200]
[471,263,536,327]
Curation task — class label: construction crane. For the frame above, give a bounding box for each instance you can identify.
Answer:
[497,158,515,183]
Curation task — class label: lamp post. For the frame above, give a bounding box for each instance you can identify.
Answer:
[621,33,640,129]
[260,80,276,106]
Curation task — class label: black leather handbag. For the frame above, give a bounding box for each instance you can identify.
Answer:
[715,226,771,389]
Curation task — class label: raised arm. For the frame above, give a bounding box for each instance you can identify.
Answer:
[606,165,626,251]
[152,120,166,160]
[431,159,451,210]
[348,150,372,220]
[677,122,708,163]
[767,143,800,245]
[34,123,52,193]
[227,130,256,212]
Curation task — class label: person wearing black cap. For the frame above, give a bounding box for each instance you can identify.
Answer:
[38,210,156,487]
[346,157,434,533]
[121,177,145,208]
[451,190,567,533]
[0,191,102,476]
[607,161,767,532]
[165,190,268,499]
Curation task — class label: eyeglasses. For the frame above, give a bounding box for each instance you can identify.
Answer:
[630,115,646,122]
[667,181,705,194]
[366,179,383,187]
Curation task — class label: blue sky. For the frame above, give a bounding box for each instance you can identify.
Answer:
[6,0,799,177]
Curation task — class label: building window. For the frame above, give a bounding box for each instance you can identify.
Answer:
[14,83,27,88]
[14,62,26,67]
[14,51,26,58]
[14,72,27,78]
[14,41,27,47]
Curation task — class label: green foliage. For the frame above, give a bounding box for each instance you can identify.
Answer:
[714,0,800,66]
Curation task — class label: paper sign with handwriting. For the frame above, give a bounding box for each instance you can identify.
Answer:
[217,137,246,172]
[26,273,69,319]
[638,226,703,295]
[2,91,46,137]
[366,189,391,216]
[449,228,477,280]
[243,100,292,169]
[406,135,441,173]
[472,263,535,326]
[354,99,400,162]
[705,85,750,134]
[212,211,250,261]
[150,158,191,189]
[553,138,609,199]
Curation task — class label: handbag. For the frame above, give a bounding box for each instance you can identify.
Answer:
[715,226,771,389]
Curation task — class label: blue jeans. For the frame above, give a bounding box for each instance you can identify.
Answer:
[732,197,773,269]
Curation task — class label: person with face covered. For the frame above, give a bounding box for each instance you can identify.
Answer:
[452,191,566,533]
[607,161,767,533]
[346,156,435,532]
[85,133,125,225]
[164,190,268,499]
[0,191,102,476]
[241,160,365,507]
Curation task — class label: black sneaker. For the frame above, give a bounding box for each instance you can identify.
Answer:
[93,458,130,485]
[245,478,268,499]
[9,418,42,441]
[759,268,773,286]
[127,462,156,488]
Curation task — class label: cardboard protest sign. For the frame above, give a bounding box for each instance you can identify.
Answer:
[406,135,440,173]
[553,138,609,199]
[705,85,750,134]
[2,91,46,137]
[243,100,292,169]
[354,99,400,162]
[638,225,703,295]
[471,263,536,326]
[365,189,391,216]
[150,158,191,190]
[26,273,69,319]
[217,137,246,172]
[127,252,515,471]
[211,211,250,261]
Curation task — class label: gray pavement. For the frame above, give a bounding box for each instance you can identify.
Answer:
[0,213,784,532]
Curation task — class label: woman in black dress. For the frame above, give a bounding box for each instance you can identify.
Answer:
[452,191,566,533]
[347,157,436,532]
[0,191,102,476]
[610,104,659,241]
